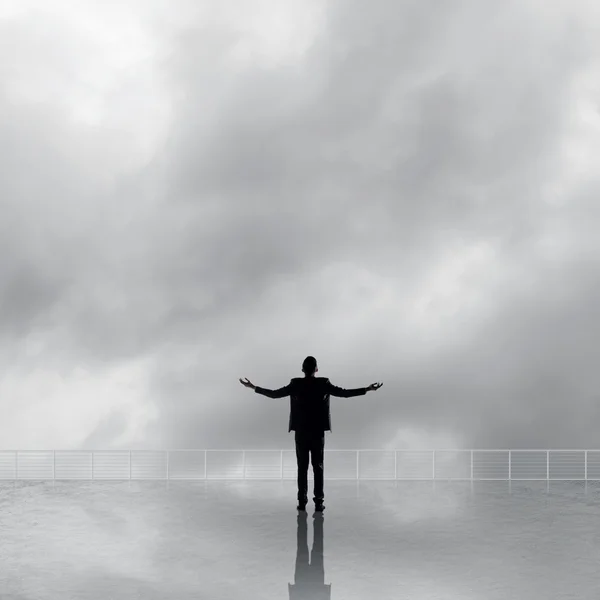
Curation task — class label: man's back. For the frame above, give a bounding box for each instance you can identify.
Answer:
[291,376,366,395]
[291,377,328,397]
[289,377,367,433]
[251,374,371,432]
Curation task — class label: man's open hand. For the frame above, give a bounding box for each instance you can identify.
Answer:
[366,382,383,392]
[239,377,256,389]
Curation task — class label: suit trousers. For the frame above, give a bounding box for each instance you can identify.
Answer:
[294,429,325,504]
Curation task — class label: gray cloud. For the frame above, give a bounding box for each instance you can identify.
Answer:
[2,0,600,452]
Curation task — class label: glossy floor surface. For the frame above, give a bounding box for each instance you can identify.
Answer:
[1,479,599,599]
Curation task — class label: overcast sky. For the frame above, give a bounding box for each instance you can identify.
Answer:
[1,0,600,453]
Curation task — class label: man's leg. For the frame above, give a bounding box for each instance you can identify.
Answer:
[310,431,325,505]
[295,431,310,505]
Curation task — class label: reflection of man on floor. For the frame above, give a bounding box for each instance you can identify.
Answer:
[289,512,330,600]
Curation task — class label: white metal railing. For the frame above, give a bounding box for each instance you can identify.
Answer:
[0,449,599,481]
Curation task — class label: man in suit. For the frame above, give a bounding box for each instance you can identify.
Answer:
[239,356,383,512]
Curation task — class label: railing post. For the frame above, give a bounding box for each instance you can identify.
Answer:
[281,450,283,479]
[509,450,511,481]
[547,450,549,481]
[204,450,207,480]
[470,450,473,481]
[129,450,132,480]
[166,450,169,481]
[243,450,246,480]
[356,450,360,480]
[53,450,56,481]
[15,451,18,480]
[394,450,397,480]
[585,450,588,481]
[432,450,435,480]
[91,452,94,480]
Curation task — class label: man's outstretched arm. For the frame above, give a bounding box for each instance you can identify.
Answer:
[239,377,293,398]
[255,380,293,398]
[326,379,383,397]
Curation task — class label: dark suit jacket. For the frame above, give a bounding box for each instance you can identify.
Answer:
[254,376,367,433]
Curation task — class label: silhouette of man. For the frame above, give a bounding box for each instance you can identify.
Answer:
[288,512,330,600]
[239,356,383,511]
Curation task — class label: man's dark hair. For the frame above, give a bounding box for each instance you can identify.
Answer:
[302,356,317,375]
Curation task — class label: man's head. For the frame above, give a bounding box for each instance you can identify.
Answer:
[302,356,318,376]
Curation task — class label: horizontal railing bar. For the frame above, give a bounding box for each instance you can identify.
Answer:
[4,449,600,452]
[7,477,600,481]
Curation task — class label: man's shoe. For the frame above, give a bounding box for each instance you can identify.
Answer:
[314,502,325,512]
[297,502,307,511]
